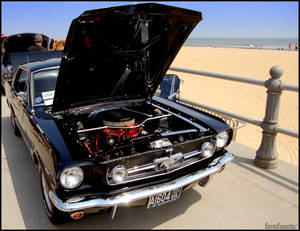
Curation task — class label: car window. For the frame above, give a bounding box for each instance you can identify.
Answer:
[33,68,59,106]
[13,68,30,104]
[13,68,28,92]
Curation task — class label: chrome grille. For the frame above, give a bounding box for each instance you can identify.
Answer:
[106,136,215,185]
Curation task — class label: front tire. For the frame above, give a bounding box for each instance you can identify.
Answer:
[39,167,69,224]
[1,85,5,95]
[10,109,21,136]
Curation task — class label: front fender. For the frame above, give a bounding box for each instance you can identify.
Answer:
[35,118,73,181]
[152,96,231,133]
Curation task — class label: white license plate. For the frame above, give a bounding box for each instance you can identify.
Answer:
[147,188,182,208]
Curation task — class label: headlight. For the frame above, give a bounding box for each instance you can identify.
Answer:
[216,131,229,148]
[60,167,84,189]
[111,165,127,183]
[201,142,215,158]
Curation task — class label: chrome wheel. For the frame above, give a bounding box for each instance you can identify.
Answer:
[39,168,69,224]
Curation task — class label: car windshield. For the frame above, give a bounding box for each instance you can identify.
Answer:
[33,68,59,106]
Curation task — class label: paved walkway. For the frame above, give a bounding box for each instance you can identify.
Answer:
[1,95,298,229]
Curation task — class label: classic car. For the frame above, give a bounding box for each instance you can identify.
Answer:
[1,32,60,94]
[5,3,234,224]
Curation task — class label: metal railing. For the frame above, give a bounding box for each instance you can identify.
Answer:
[167,66,298,169]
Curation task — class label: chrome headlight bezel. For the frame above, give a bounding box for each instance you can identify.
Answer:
[59,167,84,189]
[111,165,128,183]
[201,142,215,158]
[216,131,229,148]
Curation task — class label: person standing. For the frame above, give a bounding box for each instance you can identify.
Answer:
[288,42,292,50]
[27,34,54,51]
[295,42,298,51]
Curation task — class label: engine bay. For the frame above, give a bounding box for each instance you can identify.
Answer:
[55,102,206,162]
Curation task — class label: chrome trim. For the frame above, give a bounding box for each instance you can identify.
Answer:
[183,150,202,159]
[126,150,202,175]
[128,164,156,174]
[49,152,234,212]
[77,113,172,133]
[107,149,210,185]
[161,129,198,137]
[109,206,118,220]
[153,152,184,171]
[150,102,208,132]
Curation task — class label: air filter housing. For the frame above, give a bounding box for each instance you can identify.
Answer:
[102,109,135,126]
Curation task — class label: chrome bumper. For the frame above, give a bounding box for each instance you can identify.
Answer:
[49,151,234,212]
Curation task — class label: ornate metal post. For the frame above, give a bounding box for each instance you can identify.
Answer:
[255,66,283,169]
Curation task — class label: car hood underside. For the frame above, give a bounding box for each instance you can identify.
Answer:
[51,3,202,113]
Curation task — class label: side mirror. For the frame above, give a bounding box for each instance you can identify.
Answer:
[17,91,25,102]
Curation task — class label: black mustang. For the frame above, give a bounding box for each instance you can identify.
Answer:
[5,3,234,224]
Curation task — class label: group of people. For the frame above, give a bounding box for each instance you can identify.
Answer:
[288,42,298,51]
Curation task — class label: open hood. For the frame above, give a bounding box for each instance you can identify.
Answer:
[52,3,202,113]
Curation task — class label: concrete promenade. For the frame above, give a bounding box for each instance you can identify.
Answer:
[1,95,298,229]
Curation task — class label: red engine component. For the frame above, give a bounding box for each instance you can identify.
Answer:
[102,123,142,140]
[92,123,141,153]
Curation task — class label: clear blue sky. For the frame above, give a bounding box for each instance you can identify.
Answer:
[1,1,298,40]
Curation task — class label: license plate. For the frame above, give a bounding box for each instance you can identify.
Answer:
[147,188,182,208]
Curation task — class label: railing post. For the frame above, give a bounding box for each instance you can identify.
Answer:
[231,119,238,141]
[255,66,283,169]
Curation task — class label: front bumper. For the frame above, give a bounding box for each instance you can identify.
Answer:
[49,151,234,212]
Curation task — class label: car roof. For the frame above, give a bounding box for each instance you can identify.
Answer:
[21,57,61,73]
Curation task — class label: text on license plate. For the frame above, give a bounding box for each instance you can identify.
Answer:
[147,188,182,208]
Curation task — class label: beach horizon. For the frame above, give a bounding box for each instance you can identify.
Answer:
[184,37,299,51]
[168,46,298,166]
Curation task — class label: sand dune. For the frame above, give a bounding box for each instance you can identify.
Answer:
[167,47,298,166]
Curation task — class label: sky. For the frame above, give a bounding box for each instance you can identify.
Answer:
[1,1,299,40]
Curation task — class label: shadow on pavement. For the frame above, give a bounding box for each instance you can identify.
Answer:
[2,115,201,229]
[230,148,298,193]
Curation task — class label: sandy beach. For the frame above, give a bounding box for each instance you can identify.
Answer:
[167,46,298,166]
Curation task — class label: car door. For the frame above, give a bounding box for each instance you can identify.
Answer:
[12,67,37,153]
[10,67,29,134]
[21,71,38,154]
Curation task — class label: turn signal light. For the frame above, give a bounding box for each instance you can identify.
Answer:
[70,211,84,220]
[218,166,226,173]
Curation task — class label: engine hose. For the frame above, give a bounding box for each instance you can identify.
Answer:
[84,143,93,155]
